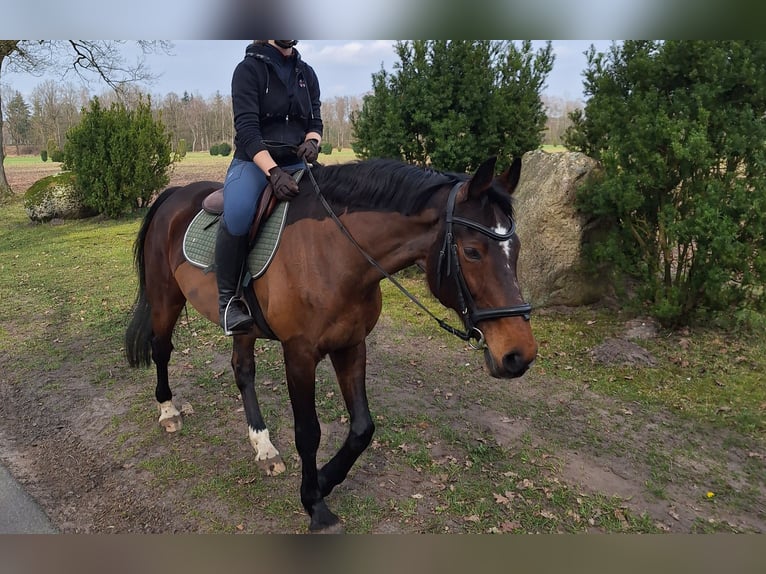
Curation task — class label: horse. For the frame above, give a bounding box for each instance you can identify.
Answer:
[125,155,537,532]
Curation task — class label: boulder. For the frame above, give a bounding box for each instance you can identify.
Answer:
[24,172,95,222]
[515,150,607,307]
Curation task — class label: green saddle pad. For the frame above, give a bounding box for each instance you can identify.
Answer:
[182,200,289,279]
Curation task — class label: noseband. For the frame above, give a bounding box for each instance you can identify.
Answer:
[436,182,532,347]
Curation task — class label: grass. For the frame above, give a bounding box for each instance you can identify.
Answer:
[1,155,764,534]
[3,155,63,167]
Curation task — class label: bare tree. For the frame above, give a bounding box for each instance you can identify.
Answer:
[321,95,362,152]
[0,40,172,200]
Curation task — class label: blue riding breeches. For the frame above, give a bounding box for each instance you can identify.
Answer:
[222,158,304,236]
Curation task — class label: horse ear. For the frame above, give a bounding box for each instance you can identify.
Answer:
[496,157,522,195]
[463,157,497,200]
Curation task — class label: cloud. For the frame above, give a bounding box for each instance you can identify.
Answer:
[302,41,396,68]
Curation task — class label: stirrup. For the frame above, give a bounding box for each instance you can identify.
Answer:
[222,296,253,336]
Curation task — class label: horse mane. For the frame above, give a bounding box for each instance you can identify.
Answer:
[310,158,515,219]
[311,159,464,215]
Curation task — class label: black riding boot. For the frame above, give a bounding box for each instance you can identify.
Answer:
[215,219,254,335]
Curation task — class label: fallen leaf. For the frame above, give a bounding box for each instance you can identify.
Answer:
[464,515,480,523]
[179,402,194,415]
[493,493,510,505]
[668,509,680,521]
[500,521,521,532]
[411,493,423,499]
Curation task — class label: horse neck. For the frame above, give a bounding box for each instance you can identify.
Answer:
[345,207,442,278]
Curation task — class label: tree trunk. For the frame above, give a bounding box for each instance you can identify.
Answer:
[0,79,13,200]
[0,42,20,200]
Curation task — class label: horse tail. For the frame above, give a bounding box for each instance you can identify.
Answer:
[125,186,181,368]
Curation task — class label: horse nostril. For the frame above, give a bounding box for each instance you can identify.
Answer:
[503,351,530,378]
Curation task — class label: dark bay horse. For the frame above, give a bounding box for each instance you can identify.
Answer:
[125,156,537,532]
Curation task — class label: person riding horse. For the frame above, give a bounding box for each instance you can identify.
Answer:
[217,39,323,335]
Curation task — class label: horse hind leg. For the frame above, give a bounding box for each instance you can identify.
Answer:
[232,336,286,476]
[151,299,186,433]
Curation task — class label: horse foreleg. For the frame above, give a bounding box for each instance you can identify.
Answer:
[283,342,342,533]
[318,342,374,498]
[232,335,285,476]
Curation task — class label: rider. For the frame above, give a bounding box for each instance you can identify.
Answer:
[216,40,323,335]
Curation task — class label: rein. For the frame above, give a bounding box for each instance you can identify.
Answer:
[304,163,531,348]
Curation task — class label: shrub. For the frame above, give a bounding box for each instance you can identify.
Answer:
[210,144,220,156]
[63,96,173,218]
[320,142,333,155]
[177,138,187,159]
[218,142,232,156]
[564,41,766,327]
[46,138,60,162]
[40,150,48,162]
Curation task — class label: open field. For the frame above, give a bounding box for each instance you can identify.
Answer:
[0,154,764,533]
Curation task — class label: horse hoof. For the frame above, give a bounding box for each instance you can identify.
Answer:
[309,503,342,533]
[256,456,286,476]
[160,415,183,433]
[313,522,344,534]
[158,401,183,433]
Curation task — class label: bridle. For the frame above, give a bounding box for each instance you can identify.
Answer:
[435,182,532,348]
[305,165,532,349]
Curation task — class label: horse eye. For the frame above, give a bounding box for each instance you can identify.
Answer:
[463,246,482,261]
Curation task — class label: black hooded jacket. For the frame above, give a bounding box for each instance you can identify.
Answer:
[232,42,323,164]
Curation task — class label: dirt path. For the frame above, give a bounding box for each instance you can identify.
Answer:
[1,309,763,533]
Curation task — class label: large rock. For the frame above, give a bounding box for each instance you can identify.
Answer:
[515,150,607,307]
[24,172,95,222]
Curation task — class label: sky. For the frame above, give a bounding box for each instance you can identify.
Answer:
[2,40,614,104]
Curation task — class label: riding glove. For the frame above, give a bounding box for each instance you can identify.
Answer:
[296,138,320,163]
[268,166,300,201]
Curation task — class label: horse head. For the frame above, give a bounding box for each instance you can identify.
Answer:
[425,157,538,378]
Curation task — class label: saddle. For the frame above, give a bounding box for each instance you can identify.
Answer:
[201,167,304,242]
[183,168,305,340]
[203,183,264,242]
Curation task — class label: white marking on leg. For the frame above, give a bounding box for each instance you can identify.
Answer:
[158,400,183,432]
[158,400,181,422]
[249,427,280,461]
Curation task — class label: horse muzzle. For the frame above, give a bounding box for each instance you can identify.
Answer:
[483,347,536,379]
